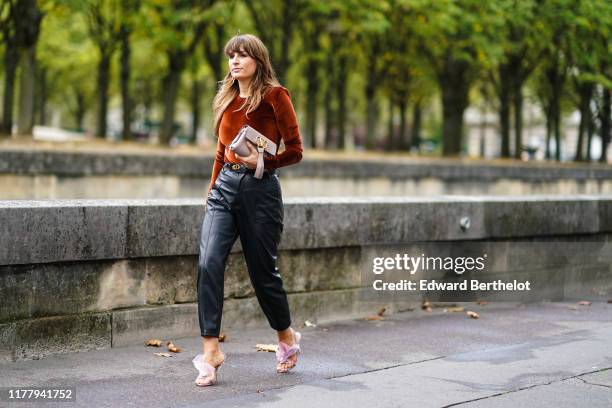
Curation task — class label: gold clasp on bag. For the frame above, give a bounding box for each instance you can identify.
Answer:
[231,163,241,170]
[255,136,267,149]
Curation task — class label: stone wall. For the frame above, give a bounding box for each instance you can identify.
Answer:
[1,195,611,361]
[2,149,612,198]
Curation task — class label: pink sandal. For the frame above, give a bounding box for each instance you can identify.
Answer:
[276,330,301,373]
[193,354,225,386]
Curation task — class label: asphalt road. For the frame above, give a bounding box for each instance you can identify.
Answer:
[1,301,611,408]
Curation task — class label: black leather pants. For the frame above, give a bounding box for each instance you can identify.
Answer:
[197,162,291,337]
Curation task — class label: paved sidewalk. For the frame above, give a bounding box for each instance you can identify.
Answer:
[1,301,611,407]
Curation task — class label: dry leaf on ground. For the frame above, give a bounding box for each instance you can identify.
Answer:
[466,311,480,319]
[476,300,489,305]
[445,306,465,313]
[377,307,387,317]
[421,301,432,310]
[166,341,181,353]
[577,301,591,306]
[145,339,162,347]
[219,332,226,342]
[423,306,432,312]
[153,352,172,357]
[364,315,383,321]
[255,344,278,352]
[304,320,317,327]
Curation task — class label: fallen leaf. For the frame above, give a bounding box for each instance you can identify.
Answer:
[423,306,432,312]
[476,300,489,305]
[445,306,465,313]
[153,352,172,357]
[304,320,317,327]
[364,315,382,321]
[466,311,479,319]
[421,301,432,310]
[377,307,387,317]
[256,389,264,394]
[145,339,162,347]
[166,341,181,353]
[578,301,591,306]
[219,332,226,342]
[255,344,278,352]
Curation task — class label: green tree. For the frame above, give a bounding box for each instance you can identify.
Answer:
[0,0,18,136]
[143,0,216,144]
[411,0,505,156]
[491,0,546,159]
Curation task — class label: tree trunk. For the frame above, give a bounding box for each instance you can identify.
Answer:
[73,87,86,131]
[398,96,408,150]
[545,101,552,160]
[553,99,561,161]
[120,25,132,140]
[191,77,201,144]
[14,0,42,136]
[17,44,36,136]
[438,59,470,156]
[1,41,19,136]
[143,78,154,123]
[365,79,378,150]
[544,61,565,161]
[336,54,348,150]
[37,66,47,125]
[498,66,512,158]
[574,83,592,162]
[324,47,335,149]
[600,88,611,163]
[302,26,320,149]
[365,38,380,150]
[278,0,294,84]
[96,51,111,138]
[513,86,523,159]
[305,58,318,149]
[386,97,395,151]
[411,101,422,151]
[160,51,186,145]
[440,78,469,156]
[586,104,594,161]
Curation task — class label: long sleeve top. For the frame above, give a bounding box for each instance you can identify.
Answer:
[208,86,303,193]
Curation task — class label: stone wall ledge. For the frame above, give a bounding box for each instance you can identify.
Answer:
[2,195,612,266]
[2,148,612,181]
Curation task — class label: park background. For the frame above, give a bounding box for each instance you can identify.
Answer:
[0,0,610,164]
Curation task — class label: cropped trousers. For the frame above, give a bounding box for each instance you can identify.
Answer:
[197,162,291,337]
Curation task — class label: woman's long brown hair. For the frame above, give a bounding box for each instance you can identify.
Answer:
[212,34,281,137]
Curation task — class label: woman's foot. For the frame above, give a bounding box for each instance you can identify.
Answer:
[276,328,301,373]
[193,351,225,386]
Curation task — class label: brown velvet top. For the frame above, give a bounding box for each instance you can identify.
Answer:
[208,86,303,192]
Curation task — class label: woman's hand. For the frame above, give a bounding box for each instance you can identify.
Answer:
[234,142,258,169]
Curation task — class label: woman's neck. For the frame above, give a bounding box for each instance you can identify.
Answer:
[237,78,251,98]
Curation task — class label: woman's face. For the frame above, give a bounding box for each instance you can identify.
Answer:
[229,47,257,81]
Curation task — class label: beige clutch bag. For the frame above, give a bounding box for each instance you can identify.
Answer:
[228,125,277,179]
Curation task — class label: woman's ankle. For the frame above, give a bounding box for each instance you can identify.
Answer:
[277,327,295,345]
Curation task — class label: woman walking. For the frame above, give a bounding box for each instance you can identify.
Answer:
[193,33,304,387]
